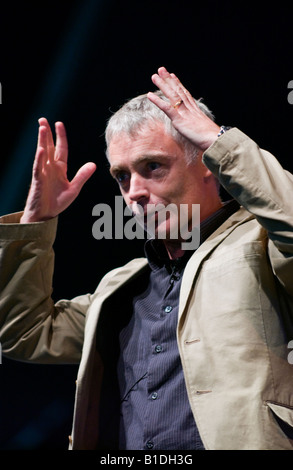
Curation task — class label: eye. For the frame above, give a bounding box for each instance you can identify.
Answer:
[147,161,161,171]
[115,171,129,185]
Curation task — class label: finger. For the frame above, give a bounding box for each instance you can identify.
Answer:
[153,67,194,108]
[33,125,48,177]
[157,67,186,98]
[158,67,187,95]
[70,162,97,194]
[151,70,182,106]
[38,117,55,147]
[38,117,49,129]
[37,121,48,148]
[168,72,195,107]
[38,117,55,162]
[147,91,178,120]
[55,121,68,163]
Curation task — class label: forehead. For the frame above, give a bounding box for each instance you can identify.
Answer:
[108,124,184,166]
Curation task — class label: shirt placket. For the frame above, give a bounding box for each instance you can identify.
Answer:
[143,264,181,450]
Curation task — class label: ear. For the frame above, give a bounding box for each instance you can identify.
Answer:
[198,155,214,180]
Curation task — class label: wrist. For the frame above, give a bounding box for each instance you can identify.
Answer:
[217,125,232,137]
[200,125,221,151]
[20,211,51,223]
[202,125,232,151]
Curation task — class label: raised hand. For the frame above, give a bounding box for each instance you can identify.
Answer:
[148,67,221,151]
[20,118,96,223]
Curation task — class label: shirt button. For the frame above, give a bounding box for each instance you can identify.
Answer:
[155,345,162,353]
[146,440,154,449]
[151,392,158,400]
[164,305,173,313]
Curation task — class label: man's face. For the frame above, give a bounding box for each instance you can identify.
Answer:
[108,122,217,242]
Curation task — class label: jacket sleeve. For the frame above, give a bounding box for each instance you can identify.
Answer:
[0,212,90,364]
[203,128,293,296]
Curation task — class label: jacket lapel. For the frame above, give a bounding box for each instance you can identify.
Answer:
[178,207,254,320]
[82,258,149,358]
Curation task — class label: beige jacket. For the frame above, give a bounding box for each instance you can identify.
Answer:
[1,128,293,450]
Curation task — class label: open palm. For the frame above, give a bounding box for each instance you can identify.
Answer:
[21,118,96,223]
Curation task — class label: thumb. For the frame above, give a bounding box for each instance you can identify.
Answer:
[70,162,97,194]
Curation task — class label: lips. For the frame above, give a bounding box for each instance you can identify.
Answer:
[130,203,181,242]
[131,203,172,225]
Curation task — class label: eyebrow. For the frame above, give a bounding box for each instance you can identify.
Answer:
[109,153,173,177]
[109,165,126,178]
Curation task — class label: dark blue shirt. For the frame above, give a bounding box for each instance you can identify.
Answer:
[117,200,240,450]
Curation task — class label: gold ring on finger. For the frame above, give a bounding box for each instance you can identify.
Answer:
[173,99,183,108]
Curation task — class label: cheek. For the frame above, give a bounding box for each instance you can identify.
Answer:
[159,180,196,206]
[152,177,184,200]
[118,189,132,209]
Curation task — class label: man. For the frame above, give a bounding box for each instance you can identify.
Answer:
[1,67,293,450]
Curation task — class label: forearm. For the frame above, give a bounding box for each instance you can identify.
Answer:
[0,213,86,363]
[203,128,293,244]
[203,128,293,296]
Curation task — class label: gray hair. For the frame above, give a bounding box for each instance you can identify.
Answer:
[105,91,215,163]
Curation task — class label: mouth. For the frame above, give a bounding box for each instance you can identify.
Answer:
[130,202,180,241]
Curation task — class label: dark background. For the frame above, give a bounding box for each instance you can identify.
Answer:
[0,0,293,449]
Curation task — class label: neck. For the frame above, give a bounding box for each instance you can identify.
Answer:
[164,198,224,260]
[164,240,186,260]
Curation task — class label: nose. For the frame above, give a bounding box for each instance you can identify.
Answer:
[127,173,150,204]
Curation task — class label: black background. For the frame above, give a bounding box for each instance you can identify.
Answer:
[0,0,293,449]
